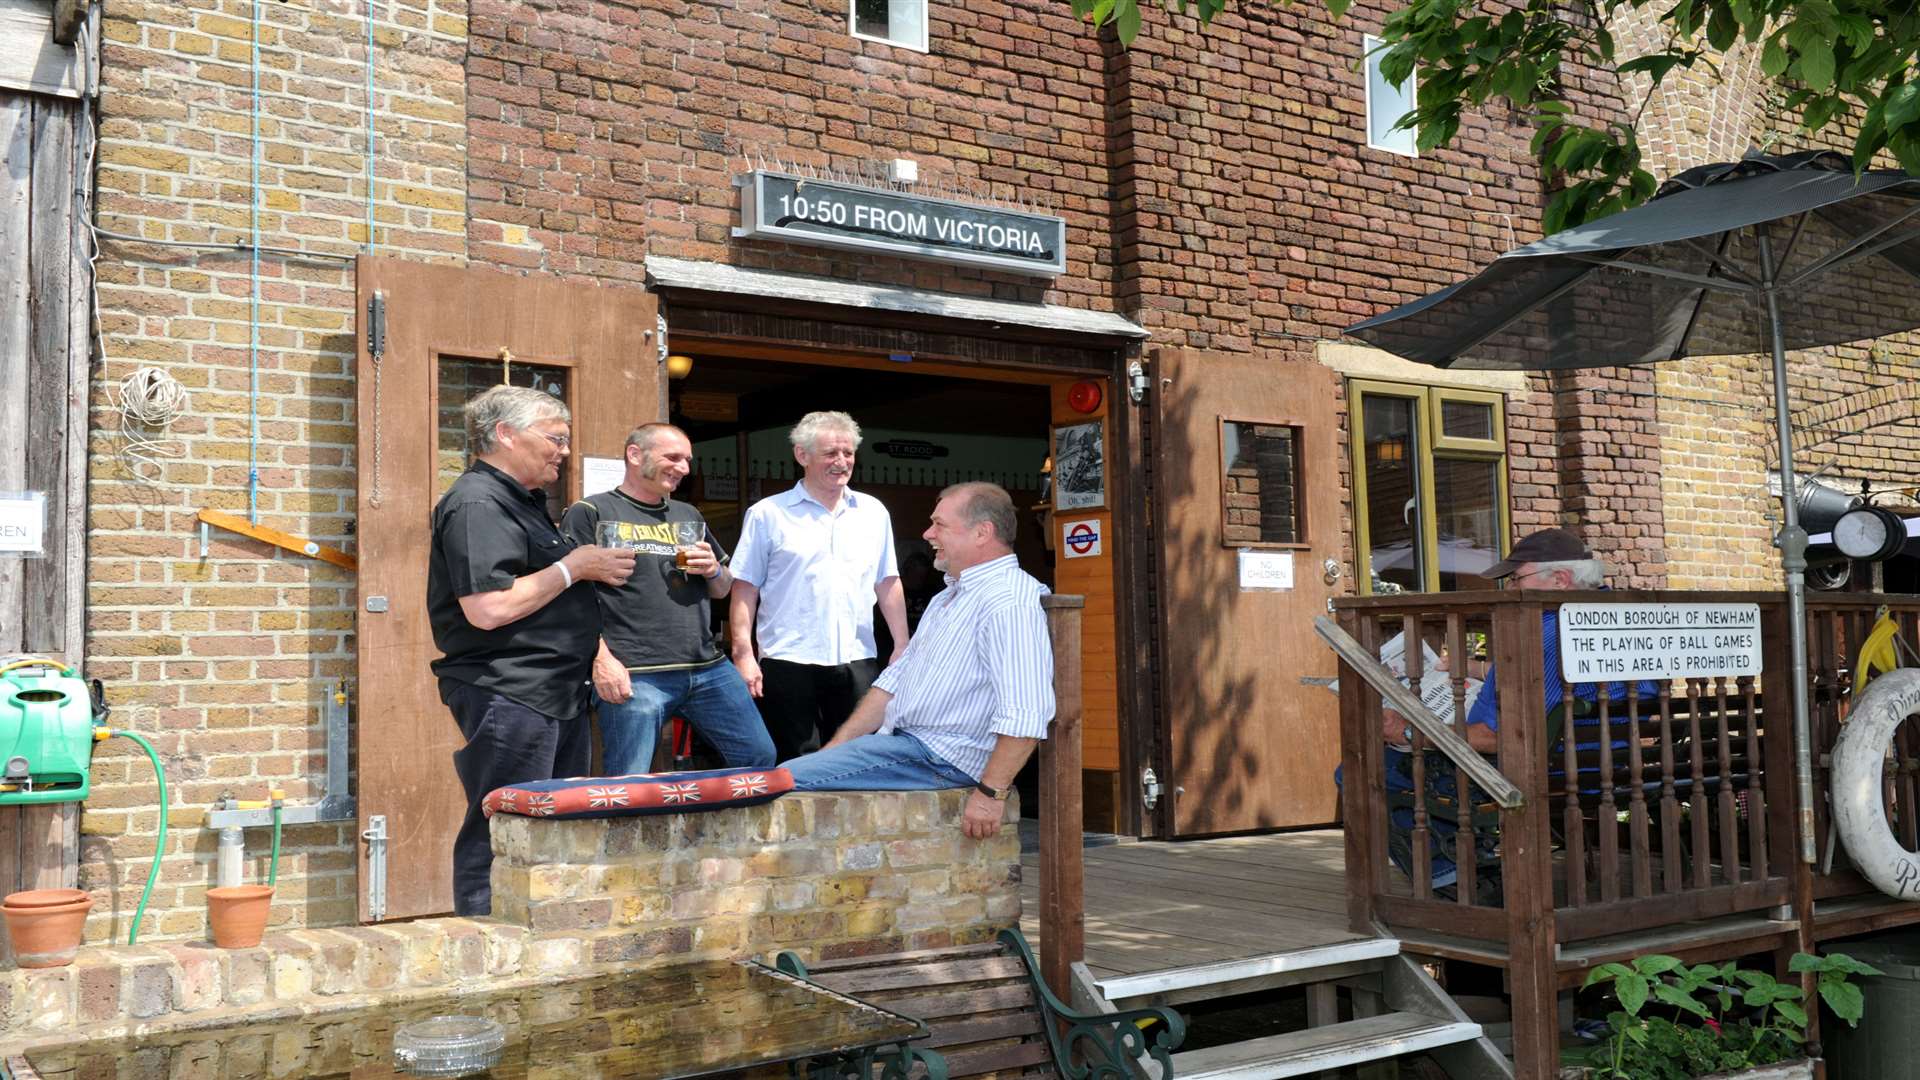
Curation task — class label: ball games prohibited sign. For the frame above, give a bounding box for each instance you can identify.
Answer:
[1557,603,1763,683]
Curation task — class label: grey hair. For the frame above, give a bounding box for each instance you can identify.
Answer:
[789,411,862,452]
[466,385,570,455]
[626,422,688,461]
[940,481,1017,546]
[1535,558,1606,588]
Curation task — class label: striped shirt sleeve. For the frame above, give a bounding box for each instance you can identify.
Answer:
[979,595,1054,739]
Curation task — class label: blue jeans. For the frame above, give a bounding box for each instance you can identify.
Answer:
[593,662,775,776]
[781,732,976,791]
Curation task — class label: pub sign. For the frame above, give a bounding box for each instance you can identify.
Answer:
[734,171,1067,277]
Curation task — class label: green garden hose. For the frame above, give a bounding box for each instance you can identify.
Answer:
[268,799,281,889]
[109,730,168,946]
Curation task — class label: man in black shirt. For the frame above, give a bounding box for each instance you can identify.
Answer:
[560,423,775,775]
[428,385,636,916]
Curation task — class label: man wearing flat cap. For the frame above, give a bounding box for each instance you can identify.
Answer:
[1383,526,1655,750]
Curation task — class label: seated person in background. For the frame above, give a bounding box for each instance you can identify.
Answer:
[1380,526,1658,752]
[782,483,1053,840]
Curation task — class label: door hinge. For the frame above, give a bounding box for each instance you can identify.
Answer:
[1141,766,1164,810]
[365,291,387,359]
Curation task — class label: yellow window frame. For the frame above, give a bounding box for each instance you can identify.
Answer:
[1349,379,1512,595]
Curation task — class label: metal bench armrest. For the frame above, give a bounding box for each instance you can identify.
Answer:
[996,928,1187,1079]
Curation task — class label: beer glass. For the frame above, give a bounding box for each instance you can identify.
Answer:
[672,521,705,574]
[596,521,632,550]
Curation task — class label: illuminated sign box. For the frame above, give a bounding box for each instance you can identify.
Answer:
[733,172,1067,278]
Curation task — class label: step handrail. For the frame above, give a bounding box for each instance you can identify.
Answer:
[1314,615,1523,810]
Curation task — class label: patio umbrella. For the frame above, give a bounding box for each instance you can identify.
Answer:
[1345,149,1920,864]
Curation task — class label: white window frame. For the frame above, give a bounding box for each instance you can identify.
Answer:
[1364,34,1418,157]
[850,0,930,52]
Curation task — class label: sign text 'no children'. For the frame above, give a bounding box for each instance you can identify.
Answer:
[1557,603,1763,684]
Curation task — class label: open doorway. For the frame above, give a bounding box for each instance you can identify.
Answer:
[664,354,1059,813]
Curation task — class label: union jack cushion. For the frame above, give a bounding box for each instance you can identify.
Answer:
[481,767,794,820]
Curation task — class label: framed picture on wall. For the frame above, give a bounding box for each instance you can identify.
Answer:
[1053,421,1105,511]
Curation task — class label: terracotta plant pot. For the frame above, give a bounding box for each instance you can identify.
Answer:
[2,888,93,968]
[206,884,274,948]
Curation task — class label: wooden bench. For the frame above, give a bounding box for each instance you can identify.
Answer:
[776,927,1185,1080]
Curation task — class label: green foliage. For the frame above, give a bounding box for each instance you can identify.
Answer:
[1069,0,1920,233]
[1578,951,1879,1078]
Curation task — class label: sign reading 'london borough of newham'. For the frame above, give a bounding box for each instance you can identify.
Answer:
[1557,603,1763,684]
[734,172,1067,277]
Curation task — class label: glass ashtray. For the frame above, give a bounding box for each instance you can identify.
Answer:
[392,1015,507,1077]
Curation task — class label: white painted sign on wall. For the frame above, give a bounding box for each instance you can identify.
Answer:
[1557,603,1763,683]
[580,456,624,498]
[0,492,46,556]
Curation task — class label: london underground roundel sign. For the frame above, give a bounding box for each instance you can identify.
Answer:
[1062,519,1102,559]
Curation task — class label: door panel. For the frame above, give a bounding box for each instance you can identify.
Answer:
[1153,348,1341,835]
[355,257,660,920]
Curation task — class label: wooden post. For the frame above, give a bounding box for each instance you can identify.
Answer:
[1493,600,1559,1079]
[1039,594,1086,995]
[1339,607,1387,934]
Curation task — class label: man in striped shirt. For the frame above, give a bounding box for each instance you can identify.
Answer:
[782,482,1054,839]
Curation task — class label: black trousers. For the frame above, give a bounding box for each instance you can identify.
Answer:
[443,679,592,916]
[759,657,880,763]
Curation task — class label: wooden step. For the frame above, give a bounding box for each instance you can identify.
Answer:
[1170,1012,1484,1080]
[1097,938,1402,1008]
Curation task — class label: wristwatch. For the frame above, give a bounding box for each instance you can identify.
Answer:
[975,781,1011,801]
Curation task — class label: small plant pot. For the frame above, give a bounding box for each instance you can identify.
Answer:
[206,884,274,948]
[2,888,93,968]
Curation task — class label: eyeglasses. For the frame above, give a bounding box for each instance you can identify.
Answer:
[536,431,571,450]
[1507,568,1551,588]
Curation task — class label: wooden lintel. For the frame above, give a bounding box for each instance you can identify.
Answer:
[197,509,358,571]
[51,0,84,44]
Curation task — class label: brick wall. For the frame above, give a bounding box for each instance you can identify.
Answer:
[83,0,467,942]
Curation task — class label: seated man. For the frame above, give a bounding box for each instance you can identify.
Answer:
[781,482,1053,840]
[1373,526,1657,892]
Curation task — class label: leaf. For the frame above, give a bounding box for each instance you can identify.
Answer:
[1635,955,1684,976]
[1115,0,1141,44]
[1706,3,1737,51]
[1886,84,1920,131]
[1653,983,1711,1018]
[1800,40,1836,92]
[1773,999,1808,1027]
[1616,972,1650,1017]
[1761,36,1788,77]
[1585,962,1636,988]
[1820,978,1867,1026]
[1326,0,1352,17]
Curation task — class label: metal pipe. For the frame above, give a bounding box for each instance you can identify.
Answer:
[364,0,376,252]
[1759,228,1818,865]
[91,226,357,263]
[216,823,245,889]
[248,0,262,524]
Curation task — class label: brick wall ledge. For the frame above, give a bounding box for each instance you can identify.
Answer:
[1,790,1021,1054]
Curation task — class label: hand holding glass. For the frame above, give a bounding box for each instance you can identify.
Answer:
[673,521,706,574]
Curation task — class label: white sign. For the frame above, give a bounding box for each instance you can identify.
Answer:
[1558,603,1763,683]
[580,456,624,498]
[1060,518,1102,559]
[0,493,46,556]
[1237,549,1293,591]
[703,473,739,501]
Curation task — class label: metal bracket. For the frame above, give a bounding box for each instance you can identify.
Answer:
[202,679,357,828]
[1140,766,1164,810]
[656,312,670,364]
[363,814,388,922]
[365,291,386,358]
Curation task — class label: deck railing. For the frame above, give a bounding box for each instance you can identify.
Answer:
[1335,588,1920,1075]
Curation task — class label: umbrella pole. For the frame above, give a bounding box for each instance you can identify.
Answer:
[1759,231,1818,865]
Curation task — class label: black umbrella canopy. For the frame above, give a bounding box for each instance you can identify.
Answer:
[1346,151,1920,370]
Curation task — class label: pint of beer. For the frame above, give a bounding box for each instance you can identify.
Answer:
[672,521,704,574]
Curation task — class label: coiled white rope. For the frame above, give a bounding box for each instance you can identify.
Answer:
[115,366,190,480]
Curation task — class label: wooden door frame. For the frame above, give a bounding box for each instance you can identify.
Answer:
[663,318,1154,836]
[354,256,661,921]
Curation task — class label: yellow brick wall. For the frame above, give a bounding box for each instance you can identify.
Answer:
[83,0,467,942]
[1612,9,1920,589]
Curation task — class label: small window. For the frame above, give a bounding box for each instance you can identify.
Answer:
[1221,421,1306,547]
[1364,34,1417,157]
[852,0,928,51]
[1440,398,1495,441]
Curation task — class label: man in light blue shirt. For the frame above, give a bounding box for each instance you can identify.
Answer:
[782,482,1054,840]
[729,412,910,761]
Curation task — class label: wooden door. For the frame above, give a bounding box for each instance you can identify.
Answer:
[355,257,660,921]
[1152,348,1342,835]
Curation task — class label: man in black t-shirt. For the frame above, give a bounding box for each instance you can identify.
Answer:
[560,423,775,776]
[428,385,636,916]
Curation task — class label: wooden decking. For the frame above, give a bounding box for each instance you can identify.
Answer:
[1020,828,1365,980]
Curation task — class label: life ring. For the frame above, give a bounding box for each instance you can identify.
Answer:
[1832,668,1920,900]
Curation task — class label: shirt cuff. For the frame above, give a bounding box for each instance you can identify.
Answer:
[989,711,1052,741]
[873,665,902,695]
